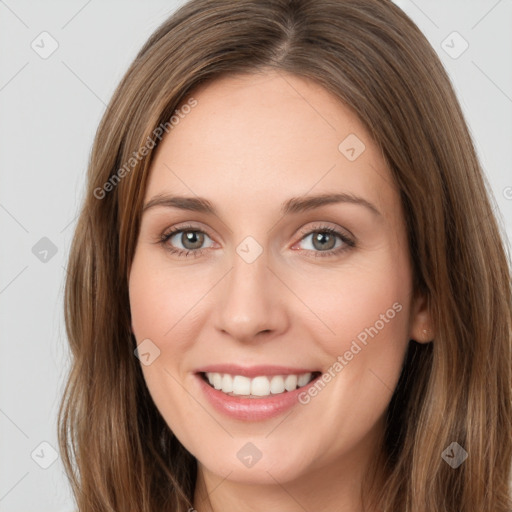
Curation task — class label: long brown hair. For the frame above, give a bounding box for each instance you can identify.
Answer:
[58,0,512,510]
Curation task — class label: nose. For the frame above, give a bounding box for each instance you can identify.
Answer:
[213,249,290,344]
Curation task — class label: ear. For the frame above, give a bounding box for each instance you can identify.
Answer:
[408,290,434,343]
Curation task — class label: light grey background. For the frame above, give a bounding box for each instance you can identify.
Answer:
[0,1,511,510]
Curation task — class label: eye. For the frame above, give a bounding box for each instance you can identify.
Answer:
[159,224,215,258]
[293,224,355,258]
[157,223,355,259]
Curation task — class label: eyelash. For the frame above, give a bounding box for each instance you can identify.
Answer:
[157,223,356,259]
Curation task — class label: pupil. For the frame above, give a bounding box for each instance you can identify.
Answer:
[313,232,335,250]
[183,231,203,249]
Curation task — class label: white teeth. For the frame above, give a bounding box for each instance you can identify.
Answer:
[221,373,233,392]
[297,373,311,387]
[270,375,285,394]
[284,374,298,391]
[212,373,222,390]
[232,375,251,395]
[204,372,314,397]
[251,376,270,396]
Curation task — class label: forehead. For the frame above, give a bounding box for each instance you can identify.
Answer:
[145,70,396,219]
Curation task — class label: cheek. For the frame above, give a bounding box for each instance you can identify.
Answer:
[296,251,412,357]
[292,252,412,424]
[128,252,195,340]
[308,252,412,424]
[128,254,202,442]
[128,251,213,389]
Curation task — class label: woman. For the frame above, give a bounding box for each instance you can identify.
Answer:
[58,0,512,511]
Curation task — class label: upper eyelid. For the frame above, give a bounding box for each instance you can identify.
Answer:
[297,222,354,239]
[163,223,214,239]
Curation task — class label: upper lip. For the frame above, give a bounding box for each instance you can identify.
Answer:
[195,364,320,378]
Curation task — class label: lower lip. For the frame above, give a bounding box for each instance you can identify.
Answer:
[195,373,320,421]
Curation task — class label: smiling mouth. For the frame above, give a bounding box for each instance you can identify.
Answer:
[199,371,321,398]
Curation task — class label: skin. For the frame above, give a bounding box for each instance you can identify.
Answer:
[128,69,433,512]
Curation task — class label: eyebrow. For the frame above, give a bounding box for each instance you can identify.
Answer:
[142,192,381,217]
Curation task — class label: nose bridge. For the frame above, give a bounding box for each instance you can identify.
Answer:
[214,239,287,341]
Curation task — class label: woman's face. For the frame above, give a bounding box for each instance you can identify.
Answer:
[129,70,430,488]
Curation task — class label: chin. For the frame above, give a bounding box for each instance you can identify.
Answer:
[193,440,314,485]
